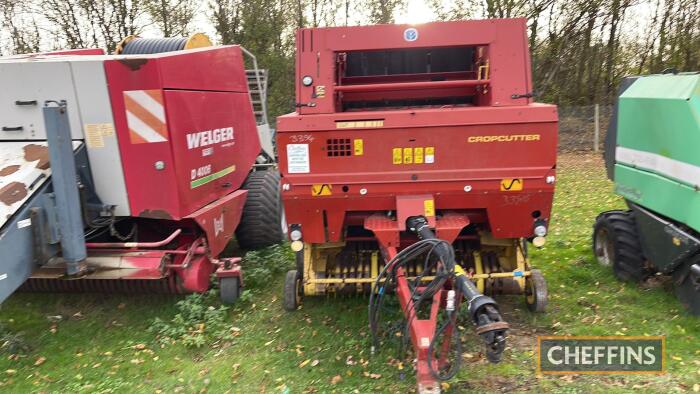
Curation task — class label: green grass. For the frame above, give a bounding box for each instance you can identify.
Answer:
[0,153,698,393]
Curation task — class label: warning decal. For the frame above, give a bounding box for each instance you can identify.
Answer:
[311,184,332,196]
[500,178,524,191]
[424,199,435,217]
[123,90,168,144]
[287,144,310,173]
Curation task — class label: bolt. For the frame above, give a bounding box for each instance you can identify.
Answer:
[154,161,165,170]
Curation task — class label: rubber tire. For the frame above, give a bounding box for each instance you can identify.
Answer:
[593,211,650,282]
[220,277,241,305]
[283,270,302,312]
[525,269,548,313]
[673,261,700,315]
[236,169,284,250]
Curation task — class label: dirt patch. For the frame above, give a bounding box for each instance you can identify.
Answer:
[23,144,50,170]
[0,181,28,205]
[0,165,20,177]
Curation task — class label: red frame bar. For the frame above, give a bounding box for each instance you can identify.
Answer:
[335,79,490,93]
[85,229,181,249]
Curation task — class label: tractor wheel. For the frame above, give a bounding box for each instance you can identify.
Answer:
[593,211,650,282]
[219,277,241,305]
[672,260,700,315]
[283,270,302,311]
[236,169,285,250]
[525,269,548,312]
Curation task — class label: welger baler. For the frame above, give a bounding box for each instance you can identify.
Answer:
[0,37,283,304]
[277,19,557,392]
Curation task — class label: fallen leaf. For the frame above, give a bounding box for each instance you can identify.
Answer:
[34,357,46,366]
[331,375,342,384]
[299,359,310,368]
[311,359,319,367]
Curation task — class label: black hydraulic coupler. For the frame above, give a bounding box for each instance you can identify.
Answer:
[406,216,509,362]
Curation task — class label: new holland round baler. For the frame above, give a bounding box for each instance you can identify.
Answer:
[0,36,283,304]
[277,19,558,392]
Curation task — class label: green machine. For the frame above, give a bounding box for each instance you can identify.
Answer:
[594,72,700,314]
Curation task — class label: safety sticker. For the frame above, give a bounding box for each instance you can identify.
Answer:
[420,337,430,348]
[84,124,105,148]
[354,139,364,156]
[403,147,413,164]
[311,184,332,196]
[287,144,310,173]
[16,218,31,229]
[424,199,435,217]
[315,85,326,98]
[123,90,168,144]
[425,147,435,163]
[392,148,402,164]
[500,178,524,191]
[414,147,424,164]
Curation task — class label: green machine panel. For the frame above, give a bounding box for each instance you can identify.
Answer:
[614,74,700,233]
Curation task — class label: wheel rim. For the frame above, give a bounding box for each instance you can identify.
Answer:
[594,228,614,267]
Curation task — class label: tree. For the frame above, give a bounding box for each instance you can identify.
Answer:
[145,0,198,36]
[1,0,41,54]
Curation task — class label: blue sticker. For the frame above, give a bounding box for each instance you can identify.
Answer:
[514,271,524,277]
[403,28,418,42]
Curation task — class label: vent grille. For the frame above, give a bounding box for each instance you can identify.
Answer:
[326,138,352,157]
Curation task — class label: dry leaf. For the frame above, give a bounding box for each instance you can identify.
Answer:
[34,357,46,366]
[311,359,319,367]
[299,359,310,368]
[331,375,342,384]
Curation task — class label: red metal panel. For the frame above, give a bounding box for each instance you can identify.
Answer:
[186,189,248,257]
[165,90,259,216]
[153,46,250,93]
[104,47,260,220]
[278,105,557,241]
[295,18,532,114]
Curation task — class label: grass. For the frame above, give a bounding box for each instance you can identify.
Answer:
[0,152,698,393]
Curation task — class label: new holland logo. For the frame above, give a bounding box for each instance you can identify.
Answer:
[123,90,168,144]
[403,27,418,42]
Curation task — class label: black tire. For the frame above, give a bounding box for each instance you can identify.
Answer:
[672,260,700,315]
[283,270,302,311]
[593,211,650,282]
[220,277,241,305]
[525,269,548,312]
[236,169,285,250]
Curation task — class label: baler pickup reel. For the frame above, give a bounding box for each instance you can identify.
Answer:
[369,216,508,390]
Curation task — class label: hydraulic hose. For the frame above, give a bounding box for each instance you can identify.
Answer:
[406,215,509,363]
